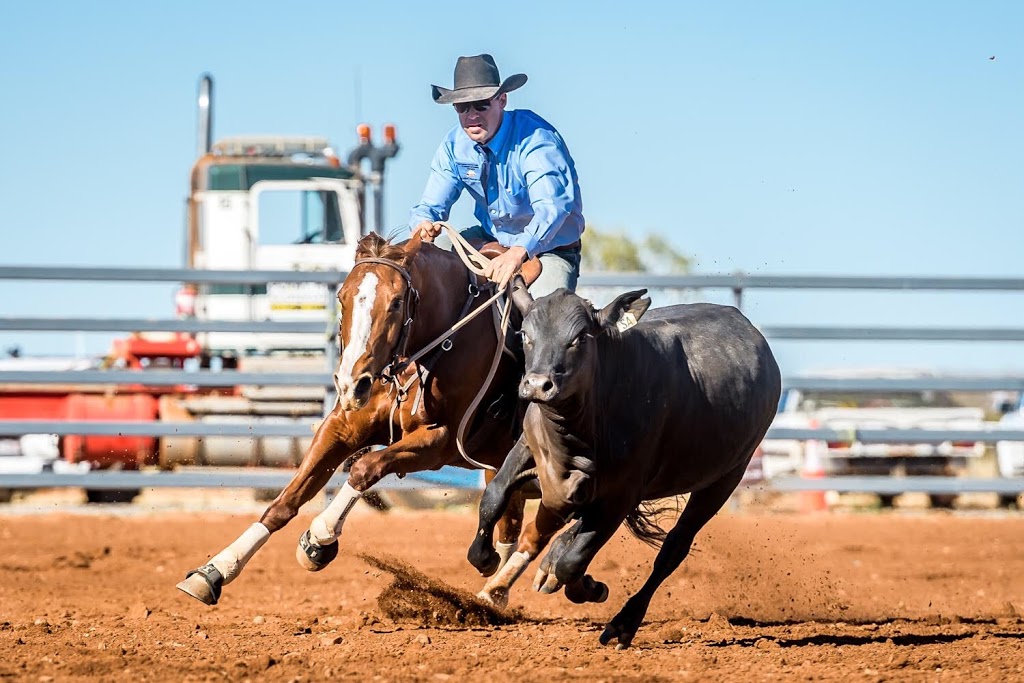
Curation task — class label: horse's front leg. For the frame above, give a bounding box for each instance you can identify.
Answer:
[467,434,534,577]
[295,424,450,570]
[176,407,370,605]
[477,502,567,607]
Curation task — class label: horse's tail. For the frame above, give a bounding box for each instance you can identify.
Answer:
[624,497,681,548]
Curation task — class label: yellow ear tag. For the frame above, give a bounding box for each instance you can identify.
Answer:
[615,312,638,332]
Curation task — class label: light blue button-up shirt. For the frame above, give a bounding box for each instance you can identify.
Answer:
[402,109,584,258]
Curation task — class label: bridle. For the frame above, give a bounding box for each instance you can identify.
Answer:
[344,257,420,386]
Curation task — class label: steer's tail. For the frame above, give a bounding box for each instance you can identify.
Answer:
[624,497,681,548]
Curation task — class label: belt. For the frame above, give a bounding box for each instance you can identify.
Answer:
[548,240,581,254]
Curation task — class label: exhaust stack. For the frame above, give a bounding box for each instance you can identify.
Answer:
[197,74,214,157]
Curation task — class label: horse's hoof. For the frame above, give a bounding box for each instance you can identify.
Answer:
[176,565,222,606]
[296,530,339,572]
[477,588,508,609]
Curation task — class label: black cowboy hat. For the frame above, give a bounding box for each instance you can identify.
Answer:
[431,54,527,105]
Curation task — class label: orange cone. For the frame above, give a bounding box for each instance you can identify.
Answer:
[800,420,829,513]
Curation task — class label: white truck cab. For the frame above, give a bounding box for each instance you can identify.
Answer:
[187,136,364,355]
[181,75,398,362]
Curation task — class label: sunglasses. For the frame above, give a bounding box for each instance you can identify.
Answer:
[454,99,493,114]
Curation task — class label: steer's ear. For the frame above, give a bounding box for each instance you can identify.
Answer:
[510,275,534,316]
[596,289,650,333]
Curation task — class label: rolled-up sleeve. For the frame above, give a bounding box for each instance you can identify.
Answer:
[507,137,576,257]
[407,142,463,233]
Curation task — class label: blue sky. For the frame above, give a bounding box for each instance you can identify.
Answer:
[1,1,1021,375]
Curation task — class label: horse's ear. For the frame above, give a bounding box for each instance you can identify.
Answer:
[596,289,649,333]
[510,275,534,316]
[356,232,386,259]
[404,234,423,257]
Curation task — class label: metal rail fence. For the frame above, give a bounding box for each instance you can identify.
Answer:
[1,265,1023,494]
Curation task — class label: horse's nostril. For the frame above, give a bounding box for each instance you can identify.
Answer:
[354,376,372,396]
[542,379,554,393]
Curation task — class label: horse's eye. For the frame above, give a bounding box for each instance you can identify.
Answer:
[518,331,531,345]
[391,299,403,311]
[568,335,585,349]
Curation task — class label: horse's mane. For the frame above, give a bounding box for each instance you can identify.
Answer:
[355,233,415,269]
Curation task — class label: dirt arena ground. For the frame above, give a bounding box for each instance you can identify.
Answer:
[2,498,1023,682]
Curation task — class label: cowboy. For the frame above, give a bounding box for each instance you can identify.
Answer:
[401,54,585,295]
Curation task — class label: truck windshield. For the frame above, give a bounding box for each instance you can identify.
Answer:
[258,189,344,245]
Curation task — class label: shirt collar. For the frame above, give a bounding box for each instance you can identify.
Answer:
[479,110,512,155]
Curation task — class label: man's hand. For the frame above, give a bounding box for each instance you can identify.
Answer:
[486,246,528,290]
[414,220,442,242]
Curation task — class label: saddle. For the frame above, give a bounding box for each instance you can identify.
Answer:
[469,240,543,287]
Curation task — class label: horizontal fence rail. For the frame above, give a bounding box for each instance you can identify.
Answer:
[0,266,345,285]
[579,274,1024,291]
[0,370,333,387]
[0,318,328,334]
[781,376,1024,392]
[770,476,1024,495]
[2,371,1022,392]
[761,326,1024,342]
[4,265,1024,291]
[6,318,1024,341]
[0,469,481,491]
[1,421,1022,443]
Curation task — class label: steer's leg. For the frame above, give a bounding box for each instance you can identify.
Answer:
[177,408,371,605]
[534,499,634,601]
[600,461,748,650]
[295,424,450,570]
[468,435,534,576]
[531,518,582,594]
[477,502,566,607]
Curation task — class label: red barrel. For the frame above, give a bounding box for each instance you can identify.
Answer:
[63,394,158,468]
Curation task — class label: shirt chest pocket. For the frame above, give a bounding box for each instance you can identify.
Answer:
[499,180,532,218]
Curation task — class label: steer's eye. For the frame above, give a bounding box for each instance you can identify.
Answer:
[518,331,531,345]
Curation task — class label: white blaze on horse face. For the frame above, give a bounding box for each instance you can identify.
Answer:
[339,272,379,382]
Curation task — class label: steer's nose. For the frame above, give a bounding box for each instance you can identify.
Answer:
[519,373,558,402]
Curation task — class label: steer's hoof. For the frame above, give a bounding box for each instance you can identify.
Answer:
[176,564,222,606]
[468,546,501,577]
[532,568,562,594]
[296,530,338,572]
[565,575,609,604]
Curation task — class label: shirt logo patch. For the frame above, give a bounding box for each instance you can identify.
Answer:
[467,170,476,178]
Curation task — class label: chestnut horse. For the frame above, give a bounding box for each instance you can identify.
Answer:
[177,233,529,605]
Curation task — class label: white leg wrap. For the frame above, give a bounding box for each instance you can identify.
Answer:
[495,542,516,569]
[309,482,362,545]
[209,523,270,585]
[482,550,532,595]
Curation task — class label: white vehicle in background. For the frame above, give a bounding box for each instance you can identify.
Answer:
[761,371,988,508]
[996,393,1024,507]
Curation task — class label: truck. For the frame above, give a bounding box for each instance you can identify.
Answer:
[761,371,989,508]
[0,74,400,500]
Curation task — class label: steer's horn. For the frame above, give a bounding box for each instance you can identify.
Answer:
[510,275,534,315]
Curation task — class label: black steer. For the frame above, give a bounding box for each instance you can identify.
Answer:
[469,285,781,649]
